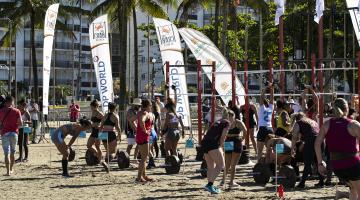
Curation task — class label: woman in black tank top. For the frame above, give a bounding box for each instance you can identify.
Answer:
[100,102,121,165]
[201,109,231,194]
[223,110,247,188]
[87,100,104,165]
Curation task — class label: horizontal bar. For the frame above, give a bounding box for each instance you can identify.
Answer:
[173,93,353,97]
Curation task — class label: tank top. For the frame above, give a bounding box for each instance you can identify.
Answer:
[258,104,273,127]
[326,118,360,170]
[297,119,319,141]
[276,110,290,132]
[136,112,153,143]
[203,119,230,142]
[91,114,102,123]
[104,113,116,126]
[241,105,256,124]
[228,126,241,135]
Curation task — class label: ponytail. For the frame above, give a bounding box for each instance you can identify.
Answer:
[333,98,348,118]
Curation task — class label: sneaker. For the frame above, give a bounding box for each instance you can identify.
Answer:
[204,185,220,194]
[213,186,221,193]
[229,182,240,189]
[314,182,324,188]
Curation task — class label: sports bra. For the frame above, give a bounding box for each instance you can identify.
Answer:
[91,116,102,123]
[169,113,179,123]
[104,113,116,126]
[228,126,241,135]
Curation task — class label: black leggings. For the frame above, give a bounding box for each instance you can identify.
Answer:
[153,139,159,158]
[18,129,29,159]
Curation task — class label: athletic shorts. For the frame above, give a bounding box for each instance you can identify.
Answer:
[127,138,136,145]
[257,126,273,142]
[101,131,117,143]
[224,137,242,154]
[51,129,64,144]
[90,128,99,138]
[166,128,180,143]
[1,132,18,154]
[275,128,288,137]
[334,162,360,182]
[201,139,219,154]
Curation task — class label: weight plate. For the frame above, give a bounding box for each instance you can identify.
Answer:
[200,160,207,178]
[117,150,130,169]
[165,155,180,174]
[278,165,297,189]
[253,163,272,184]
[85,148,100,166]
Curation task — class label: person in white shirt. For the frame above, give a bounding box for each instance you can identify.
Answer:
[27,99,39,144]
[256,84,274,161]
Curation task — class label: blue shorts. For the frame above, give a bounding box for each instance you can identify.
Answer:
[51,129,64,144]
[2,132,18,155]
[150,129,158,144]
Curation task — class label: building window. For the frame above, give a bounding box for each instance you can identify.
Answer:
[141,40,145,46]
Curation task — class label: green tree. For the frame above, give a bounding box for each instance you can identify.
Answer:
[92,0,173,109]
[0,1,89,102]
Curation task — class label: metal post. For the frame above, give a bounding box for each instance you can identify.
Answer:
[357,52,360,114]
[279,16,285,100]
[147,15,150,98]
[8,19,11,93]
[311,54,316,86]
[151,61,155,99]
[165,61,170,100]
[231,61,236,107]
[244,59,250,148]
[197,60,202,142]
[318,17,324,127]
[268,56,275,128]
[211,61,216,125]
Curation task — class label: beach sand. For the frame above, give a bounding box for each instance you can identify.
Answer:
[0,134,349,200]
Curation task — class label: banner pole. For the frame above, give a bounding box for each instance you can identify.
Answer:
[244,60,250,148]
[318,16,324,128]
[165,61,170,100]
[211,61,216,125]
[197,60,202,142]
[231,61,236,107]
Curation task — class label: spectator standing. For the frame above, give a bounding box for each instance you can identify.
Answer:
[69,100,80,122]
[0,96,23,176]
[27,99,39,144]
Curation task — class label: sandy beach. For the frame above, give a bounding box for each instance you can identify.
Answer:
[0,132,350,200]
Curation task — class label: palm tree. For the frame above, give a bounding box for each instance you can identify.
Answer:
[92,0,172,108]
[0,0,89,102]
[175,0,212,27]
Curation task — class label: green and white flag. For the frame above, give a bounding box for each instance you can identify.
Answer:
[347,0,360,46]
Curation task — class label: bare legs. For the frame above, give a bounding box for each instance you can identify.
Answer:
[224,152,242,186]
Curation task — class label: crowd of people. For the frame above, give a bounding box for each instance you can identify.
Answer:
[200,84,360,198]
[0,83,359,198]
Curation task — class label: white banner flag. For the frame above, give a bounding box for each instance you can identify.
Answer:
[314,0,325,23]
[347,0,360,46]
[89,15,114,113]
[42,3,59,115]
[153,18,191,127]
[274,0,285,25]
[178,28,245,106]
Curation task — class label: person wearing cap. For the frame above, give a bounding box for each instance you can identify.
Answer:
[126,98,141,158]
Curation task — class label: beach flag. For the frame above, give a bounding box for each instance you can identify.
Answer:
[314,0,325,23]
[274,0,285,25]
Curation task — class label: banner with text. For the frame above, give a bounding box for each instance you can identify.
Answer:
[347,0,360,46]
[89,14,114,113]
[179,28,245,105]
[153,18,191,127]
[42,3,59,115]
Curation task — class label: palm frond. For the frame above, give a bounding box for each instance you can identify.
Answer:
[137,0,168,18]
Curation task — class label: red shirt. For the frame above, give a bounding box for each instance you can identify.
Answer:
[69,104,80,119]
[0,107,21,135]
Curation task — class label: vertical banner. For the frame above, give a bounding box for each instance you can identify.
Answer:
[179,28,245,105]
[42,3,59,115]
[347,0,360,46]
[274,0,285,25]
[153,18,191,127]
[314,0,325,23]
[89,14,114,113]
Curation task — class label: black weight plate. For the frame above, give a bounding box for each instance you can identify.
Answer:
[200,160,207,178]
[178,152,183,164]
[85,148,100,166]
[253,163,271,184]
[238,150,250,165]
[68,147,76,162]
[165,155,180,174]
[117,151,130,169]
[160,141,166,158]
[278,165,297,189]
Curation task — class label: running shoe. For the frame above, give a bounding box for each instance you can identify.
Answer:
[204,185,220,194]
